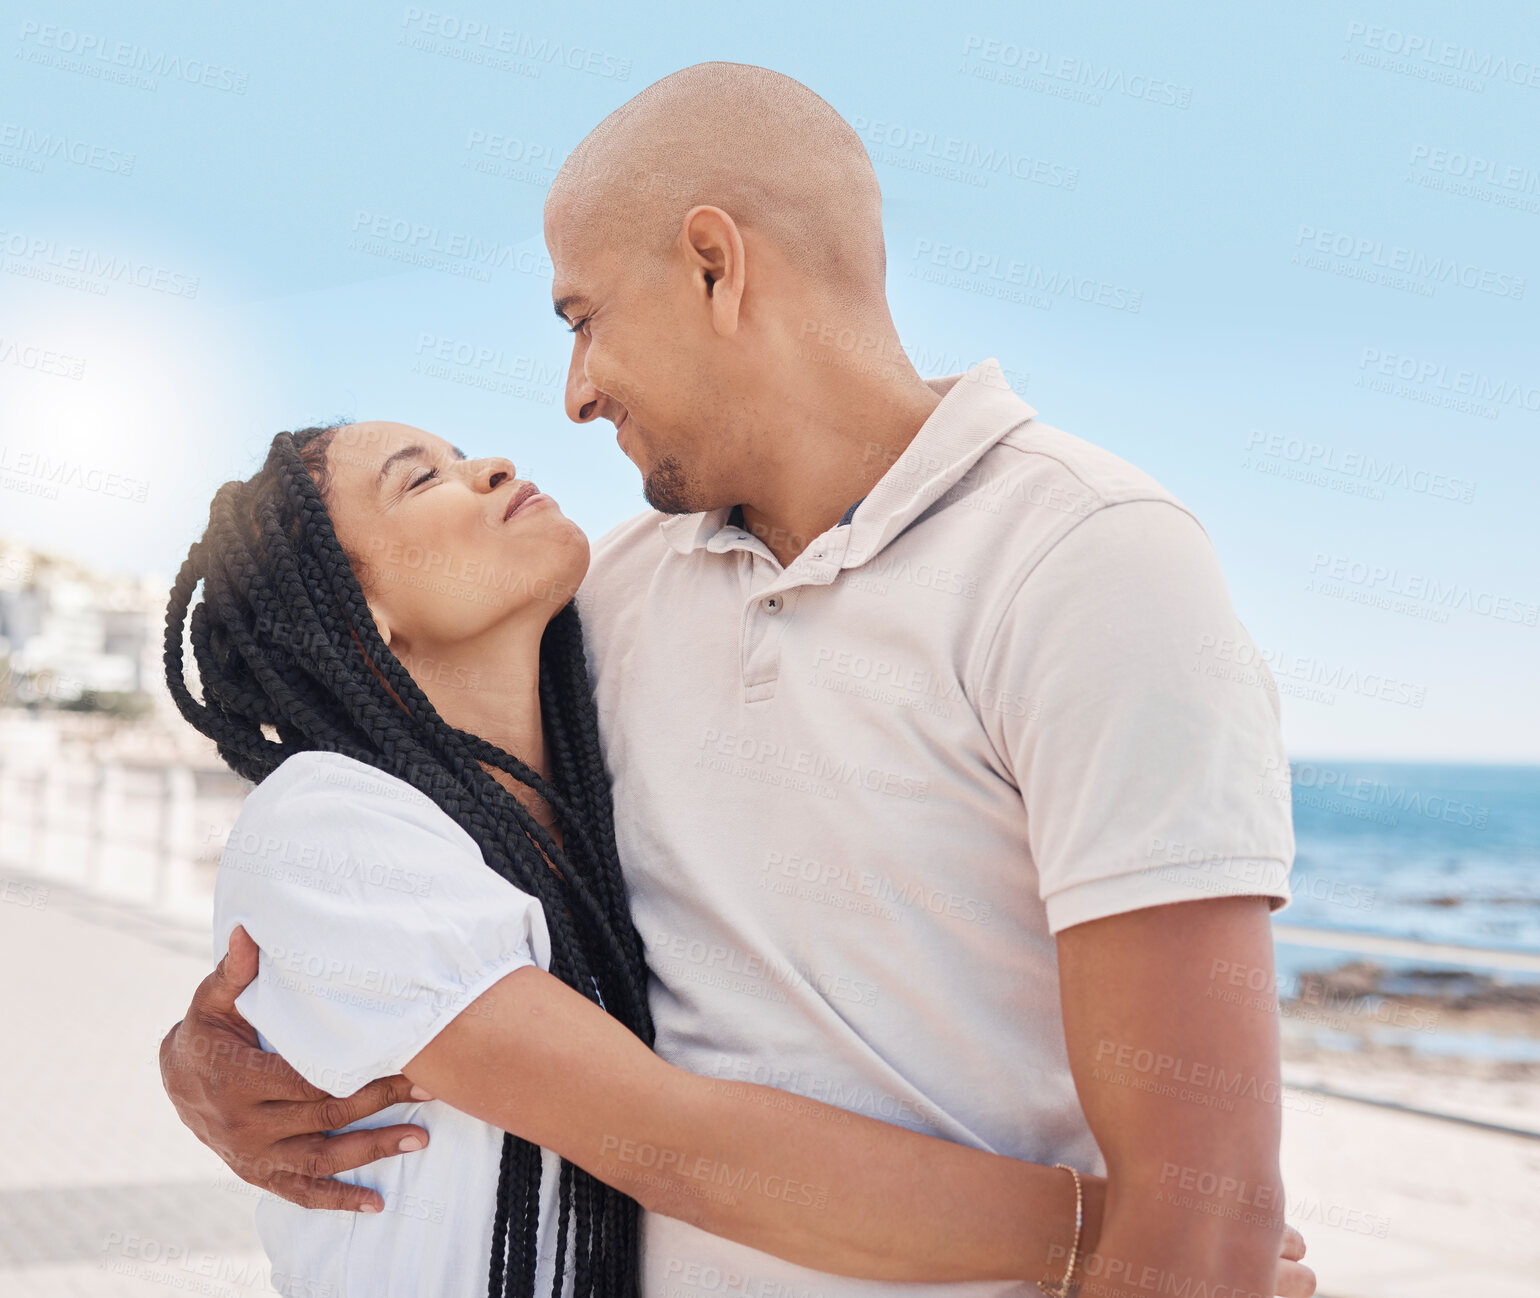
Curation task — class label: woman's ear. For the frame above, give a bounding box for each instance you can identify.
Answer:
[366,599,393,646]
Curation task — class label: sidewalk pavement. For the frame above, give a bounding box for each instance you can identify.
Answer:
[1276,1080,1539,1297]
[2,870,1537,1297]
[0,871,266,1297]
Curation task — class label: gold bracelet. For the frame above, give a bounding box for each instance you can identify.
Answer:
[1042,1162,1083,1298]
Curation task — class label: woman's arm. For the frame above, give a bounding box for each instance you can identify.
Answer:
[406,964,1101,1284]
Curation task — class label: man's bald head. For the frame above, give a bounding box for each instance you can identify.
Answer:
[547,62,885,296]
[545,65,930,526]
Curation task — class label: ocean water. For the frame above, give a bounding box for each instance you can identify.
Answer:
[1274,761,1540,985]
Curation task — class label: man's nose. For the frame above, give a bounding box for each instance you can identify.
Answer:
[565,353,609,425]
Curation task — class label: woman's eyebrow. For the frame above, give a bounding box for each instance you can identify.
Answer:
[376,445,432,485]
[375,443,467,489]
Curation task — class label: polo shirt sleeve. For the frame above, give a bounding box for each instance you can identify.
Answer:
[213,753,549,1098]
[976,498,1294,934]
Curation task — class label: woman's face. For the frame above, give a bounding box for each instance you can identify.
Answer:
[322,421,589,655]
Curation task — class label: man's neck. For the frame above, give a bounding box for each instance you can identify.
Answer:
[737,365,943,568]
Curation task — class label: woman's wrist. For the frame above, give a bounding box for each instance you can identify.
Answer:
[1059,1170,1105,1287]
[1009,1162,1106,1285]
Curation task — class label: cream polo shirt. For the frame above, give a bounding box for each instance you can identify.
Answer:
[576,358,1294,1298]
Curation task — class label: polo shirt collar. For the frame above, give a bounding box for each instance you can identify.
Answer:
[658,358,1036,563]
[844,358,1036,566]
[658,506,733,554]
[723,498,864,531]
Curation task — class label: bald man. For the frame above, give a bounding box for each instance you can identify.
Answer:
[162,64,1313,1298]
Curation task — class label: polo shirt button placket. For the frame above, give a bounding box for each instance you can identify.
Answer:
[742,586,796,701]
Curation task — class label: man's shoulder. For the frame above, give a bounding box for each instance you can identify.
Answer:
[987,416,1193,516]
[935,414,1208,584]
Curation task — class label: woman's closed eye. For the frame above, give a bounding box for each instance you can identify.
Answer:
[409,467,439,490]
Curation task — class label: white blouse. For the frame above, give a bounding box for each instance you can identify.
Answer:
[213,749,572,1297]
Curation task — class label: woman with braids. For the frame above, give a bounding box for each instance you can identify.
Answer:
[167,418,1123,1297]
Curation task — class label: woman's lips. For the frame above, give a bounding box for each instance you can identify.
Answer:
[503,483,547,521]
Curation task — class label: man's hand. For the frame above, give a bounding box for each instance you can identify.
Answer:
[1076,1181,1314,1296]
[159,925,432,1212]
[1277,1224,1315,1296]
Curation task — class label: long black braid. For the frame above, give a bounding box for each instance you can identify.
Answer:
[164,426,654,1297]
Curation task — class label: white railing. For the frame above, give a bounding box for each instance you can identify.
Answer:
[1272,923,1540,974]
[0,756,246,922]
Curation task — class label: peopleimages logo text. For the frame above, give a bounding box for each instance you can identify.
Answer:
[959,35,1193,107]
[0,230,199,298]
[399,8,631,79]
[849,116,1078,189]
[1244,430,1476,503]
[349,213,553,275]
[1295,226,1525,299]
[18,21,249,92]
[0,124,135,175]
[911,239,1141,312]
[1344,21,1540,89]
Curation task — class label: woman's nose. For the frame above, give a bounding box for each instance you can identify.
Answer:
[477,458,516,491]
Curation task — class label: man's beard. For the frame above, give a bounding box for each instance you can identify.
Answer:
[641,456,702,515]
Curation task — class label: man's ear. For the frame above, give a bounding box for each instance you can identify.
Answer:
[680,205,745,336]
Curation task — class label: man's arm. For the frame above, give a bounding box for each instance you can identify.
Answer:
[1057,896,1311,1298]
[159,926,431,1213]
[972,499,1314,1293]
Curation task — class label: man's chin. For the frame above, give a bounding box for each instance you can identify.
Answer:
[641,458,704,515]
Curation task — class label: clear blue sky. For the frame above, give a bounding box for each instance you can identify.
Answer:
[2,0,1535,760]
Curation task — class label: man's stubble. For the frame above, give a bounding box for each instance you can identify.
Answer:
[641,455,701,515]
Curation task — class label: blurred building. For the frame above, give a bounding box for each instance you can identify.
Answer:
[0,534,170,716]
[0,537,243,921]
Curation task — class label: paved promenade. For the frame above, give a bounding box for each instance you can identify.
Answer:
[1,869,1536,1297]
[0,872,266,1297]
